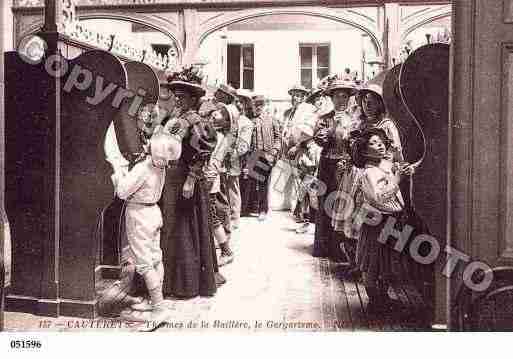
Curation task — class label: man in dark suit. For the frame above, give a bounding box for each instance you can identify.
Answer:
[246,95,282,221]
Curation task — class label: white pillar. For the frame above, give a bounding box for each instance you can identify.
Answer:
[2,0,13,52]
[385,3,401,67]
[182,8,201,66]
[377,5,388,69]
[219,27,228,85]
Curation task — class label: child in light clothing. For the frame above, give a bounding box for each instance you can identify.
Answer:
[111,128,181,328]
[349,127,419,311]
[205,129,234,267]
[289,123,321,234]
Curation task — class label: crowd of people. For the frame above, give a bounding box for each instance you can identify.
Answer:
[104,65,432,328]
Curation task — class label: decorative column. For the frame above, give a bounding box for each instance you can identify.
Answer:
[384,3,401,67]
[42,0,75,34]
[36,1,73,314]
[5,0,83,318]
[37,0,68,316]
[181,8,201,66]
[377,4,388,70]
[41,0,75,54]
[219,27,228,85]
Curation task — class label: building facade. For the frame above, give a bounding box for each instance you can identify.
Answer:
[2,0,469,330]
[8,1,451,95]
[4,0,513,332]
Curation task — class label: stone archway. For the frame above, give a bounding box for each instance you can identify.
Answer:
[183,6,382,64]
[401,4,452,43]
[14,10,184,62]
[79,12,184,60]
[398,12,451,60]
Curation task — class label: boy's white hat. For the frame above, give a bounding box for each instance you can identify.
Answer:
[150,127,182,162]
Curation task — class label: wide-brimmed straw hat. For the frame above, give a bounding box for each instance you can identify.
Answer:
[251,94,266,106]
[356,70,387,104]
[288,84,309,96]
[165,80,206,97]
[324,79,359,97]
[216,84,238,100]
[164,66,206,97]
[236,89,254,100]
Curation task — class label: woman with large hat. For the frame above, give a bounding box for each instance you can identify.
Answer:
[355,71,403,161]
[312,77,361,261]
[332,72,405,274]
[160,66,223,298]
[304,85,334,116]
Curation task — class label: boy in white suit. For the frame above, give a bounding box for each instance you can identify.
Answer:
[111,128,181,328]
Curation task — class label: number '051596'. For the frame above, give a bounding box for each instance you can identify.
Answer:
[10,340,42,349]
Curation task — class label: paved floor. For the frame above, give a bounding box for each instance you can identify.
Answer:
[4,210,431,332]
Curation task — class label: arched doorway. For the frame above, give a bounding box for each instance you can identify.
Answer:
[78,17,181,67]
[197,11,381,111]
[15,14,183,69]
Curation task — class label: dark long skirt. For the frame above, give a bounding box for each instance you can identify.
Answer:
[313,157,344,260]
[160,165,217,298]
[357,210,434,299]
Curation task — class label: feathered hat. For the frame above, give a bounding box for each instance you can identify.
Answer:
[324,74,359,97]
[216,83,238,101]
[356,70,388,107]
[164,65,206,97]
[288,84,309,96]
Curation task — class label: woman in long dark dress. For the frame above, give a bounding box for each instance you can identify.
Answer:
[160,69,222,298]
[312,78,361,261]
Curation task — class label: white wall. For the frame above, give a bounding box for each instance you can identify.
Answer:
[2,0,14,51]
[200,29,372,101]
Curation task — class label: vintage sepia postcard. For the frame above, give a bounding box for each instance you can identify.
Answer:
[1,1,512,355]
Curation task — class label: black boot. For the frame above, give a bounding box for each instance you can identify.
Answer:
[329,232,347,263]
[377,282,396,310]
[340,239,360,280]
[365,285,381,313]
